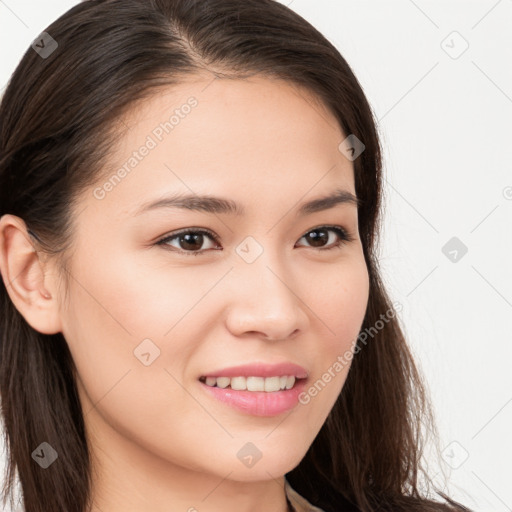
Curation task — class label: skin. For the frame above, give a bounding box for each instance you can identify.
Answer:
[0,74,369,512]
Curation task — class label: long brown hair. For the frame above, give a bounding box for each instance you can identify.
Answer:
[0,1,472,511]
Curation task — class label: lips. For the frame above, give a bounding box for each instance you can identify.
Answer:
[198,373,309,416]
[199,362,309,380]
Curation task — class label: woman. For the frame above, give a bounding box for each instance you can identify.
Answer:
[0,1,473,511]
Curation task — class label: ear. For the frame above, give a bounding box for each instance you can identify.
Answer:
[0,214,63,335]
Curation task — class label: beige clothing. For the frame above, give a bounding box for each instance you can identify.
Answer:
[284,478,326,512]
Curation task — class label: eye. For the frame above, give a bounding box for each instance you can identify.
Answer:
[296,225,355,251]
[155,228,220,257]
[155,225,355,257]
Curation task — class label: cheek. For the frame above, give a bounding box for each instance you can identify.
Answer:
[293,256,369,415]
[66,248,208,339]
[61,255,204,465]
[308,255,369,352]
[60,252,201,409]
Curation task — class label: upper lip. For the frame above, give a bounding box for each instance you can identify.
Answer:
[200,362,309,379]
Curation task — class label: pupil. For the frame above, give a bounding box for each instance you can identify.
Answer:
[307,229,328,247]
[181,233,203,250]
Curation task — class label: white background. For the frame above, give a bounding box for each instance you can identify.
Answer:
[1,1,511,511]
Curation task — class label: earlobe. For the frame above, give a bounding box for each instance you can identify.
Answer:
[0,214,62,335]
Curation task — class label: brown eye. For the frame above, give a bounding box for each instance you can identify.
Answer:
[296,226,353,250]
[155,225,353,257]
[156,229,220,256]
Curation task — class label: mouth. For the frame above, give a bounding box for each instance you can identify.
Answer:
[198,375,306,392]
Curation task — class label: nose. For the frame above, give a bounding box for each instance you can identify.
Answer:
[224,254,310,342]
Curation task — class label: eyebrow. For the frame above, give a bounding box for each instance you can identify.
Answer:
[134,188,360,217]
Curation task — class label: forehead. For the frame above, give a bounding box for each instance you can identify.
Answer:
[84,74,355,221]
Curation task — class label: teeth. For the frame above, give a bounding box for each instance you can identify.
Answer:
[205,376,217,387]
[202,375,296,392]
[216,377,230,389]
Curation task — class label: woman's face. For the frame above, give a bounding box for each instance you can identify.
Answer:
[57,75,369,492]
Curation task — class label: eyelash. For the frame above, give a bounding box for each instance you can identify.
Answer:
[154,225,355,257]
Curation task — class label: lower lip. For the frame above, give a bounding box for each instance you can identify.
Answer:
[198,378,308,417]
